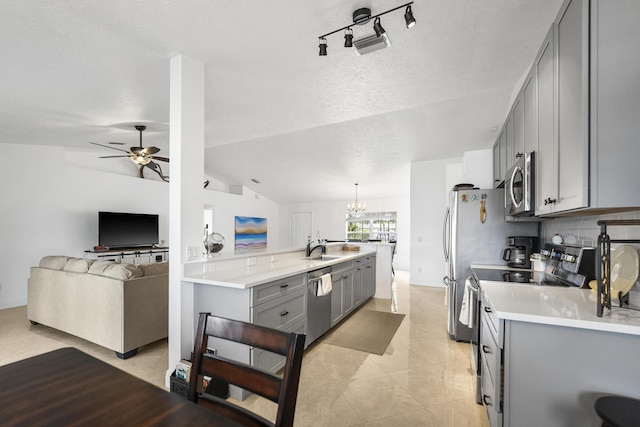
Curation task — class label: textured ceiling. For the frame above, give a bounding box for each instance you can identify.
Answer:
[0,0,564,203]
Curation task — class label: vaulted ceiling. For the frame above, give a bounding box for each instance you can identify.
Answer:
[0,1,563,203]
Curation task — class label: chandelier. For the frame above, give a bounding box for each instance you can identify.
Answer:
[347,183,366,214]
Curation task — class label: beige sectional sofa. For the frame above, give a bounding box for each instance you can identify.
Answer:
[28,256,168,359]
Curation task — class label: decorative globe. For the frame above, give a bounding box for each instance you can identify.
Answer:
[204,232,224,254]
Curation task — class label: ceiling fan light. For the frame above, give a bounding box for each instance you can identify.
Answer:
[130,155,151,165]
[405,5,416,28]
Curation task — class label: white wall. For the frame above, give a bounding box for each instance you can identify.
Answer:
[279,197,410,271]
[410,158,461,286]
[0,143,281,309]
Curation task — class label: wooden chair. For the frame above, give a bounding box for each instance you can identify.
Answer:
[187,313,306,427]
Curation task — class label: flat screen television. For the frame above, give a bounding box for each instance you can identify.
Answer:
[98,211,159,249]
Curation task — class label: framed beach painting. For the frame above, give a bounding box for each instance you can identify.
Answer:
[234,216,267,254]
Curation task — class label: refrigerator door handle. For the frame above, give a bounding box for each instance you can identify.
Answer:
[442,207,450,262]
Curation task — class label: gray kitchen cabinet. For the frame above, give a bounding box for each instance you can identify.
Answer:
[340,269,355,316]
[480,302,503,427]
[522,68,538,156]
[537,0,640,215]
[534,26,556,215]
[492,139,501,188]
[511,95,524,164]
[492,128,507,188]
[505,114,514,168]
[534,26,558,215]
[481,292,640,426]
[553,0,589,213]
[352,265,363,307]
[193,273,308,401]
[330,255,376,327]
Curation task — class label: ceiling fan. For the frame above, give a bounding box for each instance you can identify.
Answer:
[89,125,169,181]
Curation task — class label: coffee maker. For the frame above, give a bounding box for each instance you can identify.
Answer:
[503,236,539,269]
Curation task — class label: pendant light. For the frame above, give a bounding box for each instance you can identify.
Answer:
[347,183,366,214]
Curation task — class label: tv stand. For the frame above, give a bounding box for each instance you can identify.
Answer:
[84,247,168,264]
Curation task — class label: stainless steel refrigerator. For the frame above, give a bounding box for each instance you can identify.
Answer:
[442,188,537,342]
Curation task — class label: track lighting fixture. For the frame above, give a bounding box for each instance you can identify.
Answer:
[319,38,327,56]
[318,2,415,56]
[405,5,416,28]
[373,17,385,37]
[344,28,353,48]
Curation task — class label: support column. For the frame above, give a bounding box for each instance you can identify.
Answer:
[167,54,205,384]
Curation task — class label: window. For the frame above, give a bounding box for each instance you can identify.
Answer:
[346,212,396,242]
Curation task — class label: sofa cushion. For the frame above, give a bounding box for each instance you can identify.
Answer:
[88,260,116,276]
[39,256,70,270]
[63,258,95,273]
[140,262,169,277]
[102,263,144,280]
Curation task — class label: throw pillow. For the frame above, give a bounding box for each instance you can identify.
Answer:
[140,262,169,277]
[63,258,95,273]
[39,256,70,270]
[88,260,116,276]
[101,263,144,280]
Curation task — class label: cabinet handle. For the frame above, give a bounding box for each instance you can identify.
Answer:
[280,284,289,288]
[516,152,523,158]
[544,197,557,205]
[482,345,491,354]
[484,306,492,313]
[483,395,493,406]
[280,311,289,317]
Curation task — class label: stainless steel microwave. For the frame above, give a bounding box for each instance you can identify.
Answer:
[505,152,535,216]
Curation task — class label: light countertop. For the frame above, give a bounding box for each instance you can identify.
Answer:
[480,281,640,336]
[183,249,376,289]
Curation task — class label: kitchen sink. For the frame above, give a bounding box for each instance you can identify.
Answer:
[304,255,343,261]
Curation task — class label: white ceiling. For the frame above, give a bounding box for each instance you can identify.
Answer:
[0,0,563,204]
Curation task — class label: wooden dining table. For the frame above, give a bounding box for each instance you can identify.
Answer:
[0,347,242,426]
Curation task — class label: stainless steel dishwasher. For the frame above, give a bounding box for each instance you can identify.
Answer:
[306,267,332,345]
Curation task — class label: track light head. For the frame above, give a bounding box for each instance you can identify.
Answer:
[405,5,416,28]
[319,38,327,56]
[344,28,353,47]
[373,17,386,37]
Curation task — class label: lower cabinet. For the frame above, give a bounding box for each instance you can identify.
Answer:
[480,304,503,427]
[331,255,376,327]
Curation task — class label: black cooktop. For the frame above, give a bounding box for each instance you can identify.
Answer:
[472,268,532,283]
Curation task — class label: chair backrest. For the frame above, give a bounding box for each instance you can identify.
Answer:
[188,313,306,427]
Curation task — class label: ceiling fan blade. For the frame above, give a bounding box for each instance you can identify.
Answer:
[99,155,132,159]
[149,156,169,162]
[89,142,131,154]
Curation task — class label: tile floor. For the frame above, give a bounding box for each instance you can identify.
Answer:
[0,271,488,426]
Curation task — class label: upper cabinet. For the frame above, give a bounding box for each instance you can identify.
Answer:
[493,128,507,188]
[496,0,640,216]
[535,27,557,215]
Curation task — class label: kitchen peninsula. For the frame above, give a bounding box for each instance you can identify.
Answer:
[478,281,640,427]
[181,243,389,400]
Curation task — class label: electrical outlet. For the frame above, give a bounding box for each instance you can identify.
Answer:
[271,255,277,263]
[247,257,257,266]
[204,263,214,272]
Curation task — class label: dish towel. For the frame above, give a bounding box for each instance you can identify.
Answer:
[316,273,333,296]
[459,277,474,327]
